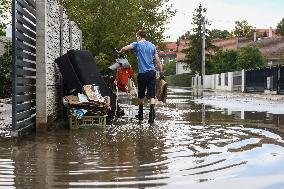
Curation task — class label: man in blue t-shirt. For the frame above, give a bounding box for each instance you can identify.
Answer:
[119,30,163,123]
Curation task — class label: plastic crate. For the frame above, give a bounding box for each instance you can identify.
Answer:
[69,115,107,129]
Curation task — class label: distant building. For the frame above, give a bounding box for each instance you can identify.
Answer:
[160,27,284,73]
[176,40,190,74]
[158,42,177,64]
[256,27,278,38]
[158,40,191,75]
[212,35,284,65]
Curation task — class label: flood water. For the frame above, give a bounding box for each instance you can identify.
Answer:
[1,88,284,188]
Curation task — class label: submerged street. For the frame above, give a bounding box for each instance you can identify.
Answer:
[1,88,284,188]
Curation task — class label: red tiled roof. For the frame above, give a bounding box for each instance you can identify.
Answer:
[164,42,177,51]
[213,36,284,60]
[212,37,237,50]
[160,29,284,62]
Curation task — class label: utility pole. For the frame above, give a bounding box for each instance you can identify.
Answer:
[202,16,206,79]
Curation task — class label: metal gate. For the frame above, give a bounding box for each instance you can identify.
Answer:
[245,69,265,92]
[245,66,279,93]
[12,0,36,135]
[279,66,284,94]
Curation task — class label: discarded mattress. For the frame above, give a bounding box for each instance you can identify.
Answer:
[55,50,117,112]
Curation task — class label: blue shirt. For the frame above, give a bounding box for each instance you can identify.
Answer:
[130,41,157,74]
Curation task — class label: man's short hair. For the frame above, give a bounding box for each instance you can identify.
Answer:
[136,30,147,38]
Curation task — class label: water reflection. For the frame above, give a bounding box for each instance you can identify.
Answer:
[0,88,284,188]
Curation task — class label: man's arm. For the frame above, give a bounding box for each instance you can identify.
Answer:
[154,53,163,75]
[119,45,133,53]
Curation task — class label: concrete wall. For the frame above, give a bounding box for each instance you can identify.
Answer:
[192,75,202,89]
[215,72,233,91]
[36,0,82,130]
[192,72,235,92]
[203,75,215,89]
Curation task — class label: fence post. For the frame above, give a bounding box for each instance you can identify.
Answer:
[242,69,245,92]
[36,0,48,131]
[228,72,233,91]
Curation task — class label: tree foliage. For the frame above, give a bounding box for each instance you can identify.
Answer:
[0,42,12,98]
[209,29,231,39]
[0,0,11,36]
[163,61,176,76]
[276,18,284,36]
[210,49,238,73]
[233,20,254,37]
[184,3,217,75]
[60,0,176,73]
[236,45,265,70]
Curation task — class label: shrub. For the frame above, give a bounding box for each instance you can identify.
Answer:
[0,42,12,98]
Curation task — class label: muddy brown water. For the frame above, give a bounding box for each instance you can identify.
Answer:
[1,88,284,188]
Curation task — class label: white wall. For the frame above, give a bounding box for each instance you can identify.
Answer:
[192,72,236,92]
[192,75,202,88]
[242,69,245,92]
[215,72,233,91]
[203,75,215,89]
[176,62,191,75]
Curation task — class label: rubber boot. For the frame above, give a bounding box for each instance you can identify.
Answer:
[148,104,155,123]
[135,105,143,121]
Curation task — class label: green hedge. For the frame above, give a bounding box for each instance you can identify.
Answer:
[0,44,12,98]
[165,73,192,87]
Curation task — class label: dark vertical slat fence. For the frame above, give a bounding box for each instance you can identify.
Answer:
[12,0,36,134]
[279,66,284,94]
[245,66,280,93]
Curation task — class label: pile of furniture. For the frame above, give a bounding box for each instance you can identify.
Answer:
[63,85,110,129]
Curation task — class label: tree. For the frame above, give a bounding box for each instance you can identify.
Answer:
[233,20,254,37]
[0,42,12,98]
[0,0,11,36]
[184,3,217,75]
[163,61,176,76]
[209,29,231,39]
[276,18,284,36]
[236,45,266,70]
[60,0,176,73]
[210,49,238,73]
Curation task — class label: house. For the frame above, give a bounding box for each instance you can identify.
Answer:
[256,27,278,38]
[158,42,177,64]
[176,40,191,74]
[159,27,284,75]
[158,40,191,75]
[212,35,284,65]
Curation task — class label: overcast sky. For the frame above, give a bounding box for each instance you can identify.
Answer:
[165,0,284,41]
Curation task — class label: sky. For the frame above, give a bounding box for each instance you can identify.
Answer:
[164,0,284,41]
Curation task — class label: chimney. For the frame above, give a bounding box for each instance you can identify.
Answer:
[269,27,273,38]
